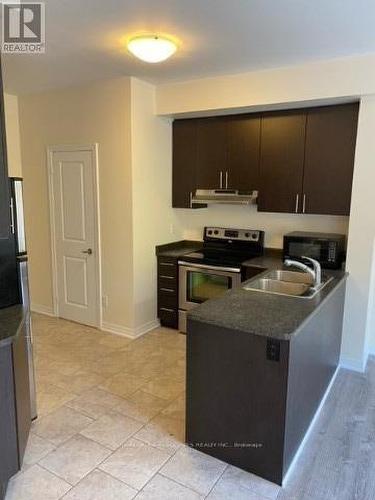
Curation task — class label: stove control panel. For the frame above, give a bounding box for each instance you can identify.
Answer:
[205,227,262,242]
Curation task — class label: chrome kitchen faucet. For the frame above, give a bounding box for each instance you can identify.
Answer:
[284,256,322,289]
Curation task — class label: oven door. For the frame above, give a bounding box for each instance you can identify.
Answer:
[178,262,242,312]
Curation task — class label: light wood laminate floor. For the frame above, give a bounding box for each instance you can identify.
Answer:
[6,313,375,500]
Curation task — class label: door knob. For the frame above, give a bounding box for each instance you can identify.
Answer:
[82,248,93,255]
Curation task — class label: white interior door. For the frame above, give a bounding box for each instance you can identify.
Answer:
[49,148,100,327]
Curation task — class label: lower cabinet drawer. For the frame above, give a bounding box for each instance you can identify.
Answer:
[157,255,179,329]
[158,307,178,328]
[158,282,177,293]
[158,290,178,309]
[158,261,178,278]
[158,277,177,290]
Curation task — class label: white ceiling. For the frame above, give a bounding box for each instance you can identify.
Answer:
[3,0,375,94]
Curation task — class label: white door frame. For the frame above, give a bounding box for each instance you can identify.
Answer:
[47,144,102,328]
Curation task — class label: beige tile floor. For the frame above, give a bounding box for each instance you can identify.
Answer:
[5,313,280,500]
[7,313,374,499]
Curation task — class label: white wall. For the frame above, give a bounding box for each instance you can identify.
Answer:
[130,78,176,331]
[3,93,22,177]
[15,77,176,337]
[365,238,375,355]
[341,96,375,368]
[156,54,375,117]
[173,205,348,249]
[18,78,135,329]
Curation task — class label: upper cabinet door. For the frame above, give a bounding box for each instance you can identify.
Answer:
[302,103,359,216]
[0,57,19,308]
[0,66,10,239]
[226,114,260,191]
[196,117,227,189]
[172,119,197,208]
[258,111,306,213]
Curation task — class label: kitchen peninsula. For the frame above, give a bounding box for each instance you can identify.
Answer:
[185,254,347,485]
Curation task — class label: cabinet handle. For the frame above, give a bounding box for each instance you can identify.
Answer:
[189,191,193,208]
[225,171,229,189]
[10,197,15,234]
[160,262,174,267]
[302,194,306,214]
[160,287,175,293]
[219,171,223,188]
[160,307,174,313]
[160,275,175,280]
[295,194,299,213]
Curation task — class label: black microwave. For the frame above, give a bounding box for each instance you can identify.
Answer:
[283,231,346,269]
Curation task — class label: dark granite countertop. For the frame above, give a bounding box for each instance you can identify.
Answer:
[0,305,26,347]
[156,240,203,258]
[188,250,347,341]
[242,248,285,269]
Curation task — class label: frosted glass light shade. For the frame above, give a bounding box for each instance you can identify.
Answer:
[127,35,177,63]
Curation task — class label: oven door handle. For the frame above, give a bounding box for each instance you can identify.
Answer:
[178,261,241,273]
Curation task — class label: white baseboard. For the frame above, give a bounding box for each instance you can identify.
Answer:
[101,319,160,339]
[282,365,340,486]
[29,305,160,340]
[339,355,367,373]
[134,319,161,337]
[30,303,56,317]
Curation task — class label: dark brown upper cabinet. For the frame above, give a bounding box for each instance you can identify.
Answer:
[302,103,359,216]
[195,117,227,190]
[258,111,306,213]
[0,61,11,239]
[0,57,19,309]
[172,114,261,208]
[172,119,197,208]
[172,103,358,214]
[226,114,261,191]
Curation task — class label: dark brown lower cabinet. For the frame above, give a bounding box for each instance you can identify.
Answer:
[186,281,346,485]
[0,317,31,499]
[157,257,179,329]
[0,344,19,500]
[12,320,32,463]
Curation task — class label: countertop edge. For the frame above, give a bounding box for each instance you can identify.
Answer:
[284,274,348,340]
[0,305,27,348]
[188,273,348,341]
[156,239,202,253]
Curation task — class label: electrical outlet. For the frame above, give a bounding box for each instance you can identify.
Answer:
[102,295,108,309]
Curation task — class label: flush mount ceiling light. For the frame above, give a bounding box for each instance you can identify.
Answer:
[127,35,177,63]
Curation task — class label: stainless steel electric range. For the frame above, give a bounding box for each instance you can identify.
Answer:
[178,226,265,332]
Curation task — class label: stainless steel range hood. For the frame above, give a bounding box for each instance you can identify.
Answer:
[191,189,258,207]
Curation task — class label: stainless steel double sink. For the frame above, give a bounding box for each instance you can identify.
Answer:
[243,270,332,299]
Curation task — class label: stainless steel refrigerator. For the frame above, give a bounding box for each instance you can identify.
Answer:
[10,177,37,420]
